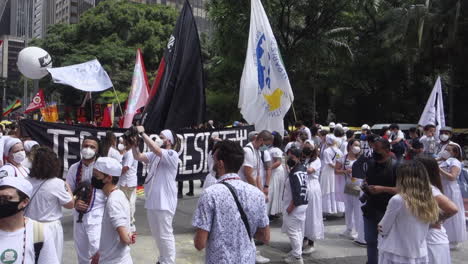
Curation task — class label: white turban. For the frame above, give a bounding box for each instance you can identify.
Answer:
[4,137,22,155]
[24,140,39,153]
[0,177,33,198]
[326,134,336,146]
[161,129,174,145]
[94,157,122,177]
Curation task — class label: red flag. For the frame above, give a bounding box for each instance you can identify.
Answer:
[25,89,46,114]
[122,49,150,128]
[101,104,113,127]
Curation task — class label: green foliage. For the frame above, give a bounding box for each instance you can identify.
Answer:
[30,0,177,107]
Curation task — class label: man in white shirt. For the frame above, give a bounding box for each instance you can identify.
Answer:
[66,136,106,264]
[419,124,437,156]
[91,157,135,264]
[0,177,59,264]
[119,137,139,231]
[295,121,311,140]
[389,124,406,160]
[238,130,273,264]
[132,126,179,264]
[436,127,461,158]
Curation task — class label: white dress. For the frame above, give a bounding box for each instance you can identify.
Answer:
[267,147,285,215]
[440,158,468,243]
[304,158,324,240]
[427,186,451,264]
[320,146,345,214]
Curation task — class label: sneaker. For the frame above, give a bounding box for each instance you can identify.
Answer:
[255,251,270,263]
[177,193,183,199]
[353,240,367,247]
[302,245,316,255]
[340,229,357,240]
[185,192,194,196]
[284,255,304,264]
[449,242,460,251]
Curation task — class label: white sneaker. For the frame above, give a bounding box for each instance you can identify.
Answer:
[284,255,304,264]
[255,251,270,264]
[302,245,316,255]
[340,229,357,240]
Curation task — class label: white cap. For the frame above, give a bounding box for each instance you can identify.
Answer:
[94,157,122,177]
[24,140,39,153]
[4,137,22,155]
[0,176,33,198]
[335,123,343,129]
[161,130,174,145]
[329,122,336,128]
[361,124,370,130]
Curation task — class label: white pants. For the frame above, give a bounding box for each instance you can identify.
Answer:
[120,186,137,227]
[344,194,365,242]
[282,205,307,258]
[428,243,451,264]
[73,219,102,264]
[45,220,64,262]
[147,209,176,264]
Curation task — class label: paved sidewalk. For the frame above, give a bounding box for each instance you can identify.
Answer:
[62,182,468,263]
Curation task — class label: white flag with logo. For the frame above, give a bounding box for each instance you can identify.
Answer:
[239,0,294,133]
[47,59,113,92]
[418,76,445,133]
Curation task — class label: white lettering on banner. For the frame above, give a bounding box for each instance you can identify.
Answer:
[181,133,194,174]
[193,132,209,173]
[63,136,79,176]
[48,129,76,154]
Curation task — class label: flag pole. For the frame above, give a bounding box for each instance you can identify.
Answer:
[112,86,124,117]
[290,96,297,122]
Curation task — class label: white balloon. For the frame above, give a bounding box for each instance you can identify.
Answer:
[17,47,52,79]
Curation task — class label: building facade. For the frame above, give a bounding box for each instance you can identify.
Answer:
[0,35,26,81]
[55,0,95,25]
[32,0,57,39]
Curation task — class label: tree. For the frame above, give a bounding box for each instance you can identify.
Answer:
[30,0,177,109]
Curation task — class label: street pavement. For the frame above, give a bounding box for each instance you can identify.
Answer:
[62,181,468,263]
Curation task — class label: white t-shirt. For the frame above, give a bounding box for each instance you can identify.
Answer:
[0,219,59,264]
[99,190,132,264]
[391,130,405,141]
[427,186,449,245]
[323,147,343,166]
[302,127,312,140]
[65,160,95,193]
[238,143,261,183]
[338,155,359,185]
[0,163,30,179]
[108,147,123,163]
[420,135,437,154]
[25,178,72,222]
[119,151,138,188]
[143,149,179,214]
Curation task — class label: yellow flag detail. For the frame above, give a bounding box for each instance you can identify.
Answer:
[263,88,283,111]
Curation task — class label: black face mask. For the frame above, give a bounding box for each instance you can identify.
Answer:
[372,151,384,161]
[287,159,297,168]
[0,198,23,219]
[302,148,312,156]
[91,176,105,189]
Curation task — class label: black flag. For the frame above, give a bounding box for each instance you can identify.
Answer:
[142,0,206,132]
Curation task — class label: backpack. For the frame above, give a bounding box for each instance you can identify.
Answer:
[32,220,45,264]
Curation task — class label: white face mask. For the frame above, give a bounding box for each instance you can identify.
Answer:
[117,143,125,151]
[351,146,361,155]
[12,151,26,164]
[439,134,450,142]
[81,147,96,160]
[154,136,164,147]
[439,150,451,160]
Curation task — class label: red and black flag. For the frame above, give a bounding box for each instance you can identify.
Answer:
[142,0,206,132]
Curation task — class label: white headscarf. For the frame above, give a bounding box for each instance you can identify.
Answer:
[325,134,336,146]
[161,130,174,145]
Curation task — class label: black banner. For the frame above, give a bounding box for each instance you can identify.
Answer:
[19,120,253,182]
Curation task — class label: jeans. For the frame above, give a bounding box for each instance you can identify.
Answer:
[363,216,379,264]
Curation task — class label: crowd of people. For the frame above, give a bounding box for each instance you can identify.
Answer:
[0,121,466,264]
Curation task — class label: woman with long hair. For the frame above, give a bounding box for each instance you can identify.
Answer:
[302,140,324,254]
[25,147,74,261]
[438,144,467,249]
[378,160,439,263]
[335,139,366,245]
[416,155,458,264]
[267,131,286,218]
[101,131,122,162]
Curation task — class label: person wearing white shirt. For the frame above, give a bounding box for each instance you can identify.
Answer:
[66,136,106,264]
[118,138,139,230]
[416,155,459,264]
[320,134,344,214]
[438,144,467,249]
[131,126,179,264]
[378,160,439,264]
[294,121,311,140]
[91,157,135,264]
[389,124,406,160]
[302,140,324,254]
[435,127,461,159]
[102,131,123,163]
[267,132,285,218]
[21,140,39,169]
[0,177,59,264]
[419,124,437,156]
[25,147,74,262]
[0,137,29,179]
